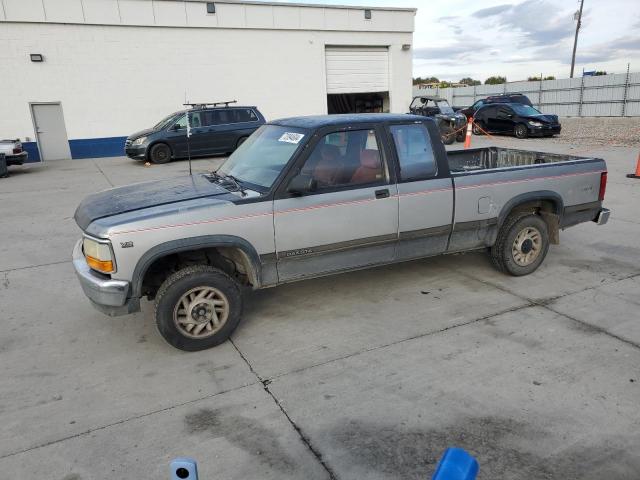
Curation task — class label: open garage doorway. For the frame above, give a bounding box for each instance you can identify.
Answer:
[327,92,389,114]
[325,46,390,114]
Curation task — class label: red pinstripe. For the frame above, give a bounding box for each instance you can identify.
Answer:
[111,170,604,235]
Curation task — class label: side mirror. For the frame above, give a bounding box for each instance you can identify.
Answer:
[172,124,182,131]
[287,174,316,195]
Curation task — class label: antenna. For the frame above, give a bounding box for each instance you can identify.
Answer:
[186,110,192,176]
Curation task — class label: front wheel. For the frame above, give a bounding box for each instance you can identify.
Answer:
[154,265,242,351]
[149,143,172,164]
[514,123,529,139]
[490,213,549,276]
[441,126,456,145]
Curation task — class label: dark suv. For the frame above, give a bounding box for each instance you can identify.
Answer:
[458,93,532,119]
[473,103,561,138]
[126,104,266,163]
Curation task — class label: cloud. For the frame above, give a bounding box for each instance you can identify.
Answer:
[472,0,575,47]
[437,15,459,22]
[472,4,512,18]
[413,38,491,66]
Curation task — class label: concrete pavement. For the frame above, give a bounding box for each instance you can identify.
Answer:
[0,139,638,479]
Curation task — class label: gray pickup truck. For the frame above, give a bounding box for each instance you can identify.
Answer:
[73,114,610,351]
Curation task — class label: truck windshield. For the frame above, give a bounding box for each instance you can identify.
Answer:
[217,125,308,191]
[436,100,454,115]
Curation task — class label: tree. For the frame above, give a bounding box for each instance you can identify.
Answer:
[484,76,507,85]
[527,75,556,81]
[412,76,440,85]
[594,71,607,76]
[459,77,481,86]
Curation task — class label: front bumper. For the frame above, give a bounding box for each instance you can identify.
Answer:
[528,124,561,136]
[72,240,139,316]
[125,144,147,160]
[594,208,610,226]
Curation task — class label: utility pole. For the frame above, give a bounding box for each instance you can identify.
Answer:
[570,0,584,78]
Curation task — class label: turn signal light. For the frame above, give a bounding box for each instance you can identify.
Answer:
[86,255,114,274]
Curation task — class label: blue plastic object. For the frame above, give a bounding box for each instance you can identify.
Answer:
[170,457,199,480]
[432,448,479,480]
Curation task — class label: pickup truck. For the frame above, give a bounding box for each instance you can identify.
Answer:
[0,139,28,166]
[73,114,610,351]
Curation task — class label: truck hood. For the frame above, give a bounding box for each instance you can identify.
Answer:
[75,174,231,231]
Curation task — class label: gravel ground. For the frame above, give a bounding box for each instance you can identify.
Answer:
[553,117,640,147]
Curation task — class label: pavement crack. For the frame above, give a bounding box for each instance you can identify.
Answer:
[93,160,114,187]
[0,260,71,274]
[230,338,339,480]
[460,269,640,351]
[0,381,257,460]
[267,301,534,382]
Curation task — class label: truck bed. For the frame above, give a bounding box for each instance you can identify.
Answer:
[447,147,591,173]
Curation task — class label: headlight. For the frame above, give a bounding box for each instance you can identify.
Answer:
[83,237,115,273]
[528,121,543,127]
[132,136,147,146]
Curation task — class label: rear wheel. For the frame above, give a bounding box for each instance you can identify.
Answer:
[514,123,529,139]
[441,126,456,145]
[149,143,172,164]
[490,213,549,276]
[154,265,242,351]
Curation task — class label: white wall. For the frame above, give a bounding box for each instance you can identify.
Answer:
[0,0,415,141]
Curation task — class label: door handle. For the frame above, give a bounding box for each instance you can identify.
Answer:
[375,189,390,199]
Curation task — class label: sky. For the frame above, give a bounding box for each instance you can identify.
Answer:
[272,0,640,82]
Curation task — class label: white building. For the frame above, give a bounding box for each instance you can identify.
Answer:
[0,0,415,161]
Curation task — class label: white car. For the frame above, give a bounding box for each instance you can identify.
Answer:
[0,139,28,165]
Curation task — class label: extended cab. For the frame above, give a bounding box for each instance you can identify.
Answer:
[73,114,610,351]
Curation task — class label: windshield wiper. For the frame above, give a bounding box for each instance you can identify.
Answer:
[211,171,246,196]
[223,174,247,196]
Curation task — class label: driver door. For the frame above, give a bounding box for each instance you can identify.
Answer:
[273,126,399,282]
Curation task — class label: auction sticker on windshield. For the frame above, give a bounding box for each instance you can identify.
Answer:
[278,132,305,144]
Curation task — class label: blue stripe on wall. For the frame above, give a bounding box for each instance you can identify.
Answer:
[22,142,41,163]
[21,136,127,161]
[69,136,127,159]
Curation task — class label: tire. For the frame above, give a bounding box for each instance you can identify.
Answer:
[472,121,485,135]
[441,126,456,145]
[514,123,529,139]
[154,265,242,351]
[235,136,248,149]
[456,130,465,142]
[490,213,549,276]
[149,143,172,164]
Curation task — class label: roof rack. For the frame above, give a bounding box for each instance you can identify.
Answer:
[183,100,238,109]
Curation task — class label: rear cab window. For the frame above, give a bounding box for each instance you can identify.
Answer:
[389,124,437,181]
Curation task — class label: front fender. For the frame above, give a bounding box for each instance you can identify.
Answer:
[130,234,263,297]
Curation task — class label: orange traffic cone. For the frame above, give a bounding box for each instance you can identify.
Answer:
[628,152,640,179]
[463,117,473,149]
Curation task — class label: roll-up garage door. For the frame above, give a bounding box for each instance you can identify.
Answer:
[325,47,389,94]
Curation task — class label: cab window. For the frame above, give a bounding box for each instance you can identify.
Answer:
[390,124,437,181]
[300,129,385,190]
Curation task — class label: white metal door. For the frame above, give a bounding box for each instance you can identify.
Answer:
[325,47,389,94]
[31,103,71,160]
